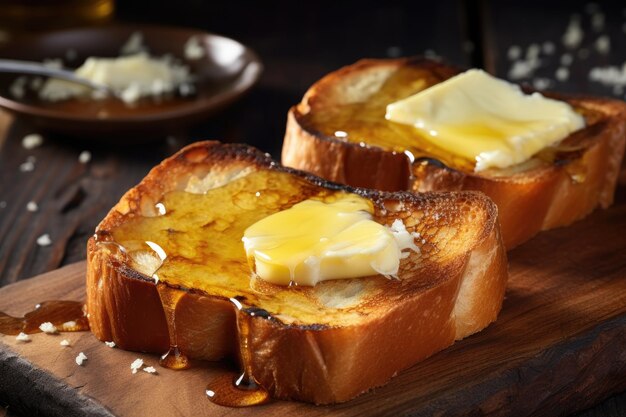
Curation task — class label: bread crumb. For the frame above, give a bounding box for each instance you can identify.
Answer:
[26,201,38,212]
[595,35,610,54]
[507,45,521,61]
[37,234,52,247]
[591,12,604,31]
[131,358,144,374]
[22,134,43,149]
[542,41,555,55]
[386,46,402,58]
[120,32,146,55]
[10,76,27,99]
[560,53,573,66]
[0,201,6,209]
[39,322,57,334]
[75,352,87,366]
[16,332,30,342]
[143,366,157,374]
[78,150,91,164]
[104,341,116,348]
[526,43,540,60]
[19,160,35,172]
[532,78,552,90]
[184,36,205,60]
[60,339,70,347]
[556,67,570,82]
[562,15,583,49]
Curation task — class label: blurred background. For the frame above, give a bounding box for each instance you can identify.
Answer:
[0,1,625,415]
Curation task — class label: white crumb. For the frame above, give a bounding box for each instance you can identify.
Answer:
[75,352,87,366]
[30,77,43,91]
[589,64,626,89]
[10,76,27,99]
[526,43,540,60]
[532,78,552,90]
[556,67,570,82]
[0,201,6,209]
[16,332,30,342]
[178,82,195,96]
[424,49,438,59]
[60,339,70,347]
[22,133,43,149]
[120,83,141,104]
[507,45,521,61]
[62,321,76,330]
[36,234,52,247]
[39,322,57,334]
[26,201,38,212]
[562,15,583,49]
[560,53,573,66]
[595,35,610,54]
[508,59,541,80]
[104,341,116,348]
[143,366,157,374]
[591,12,604,31]
[78,150,91,164]
[184,36,205,60]
[19,160,35,172]
[386,46,402,58]
[120,32,146,55]
[131,358,144,374]
[542,41,555,55]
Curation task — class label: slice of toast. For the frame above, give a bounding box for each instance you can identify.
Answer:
[282,57,626,249]
[86,141,507,404]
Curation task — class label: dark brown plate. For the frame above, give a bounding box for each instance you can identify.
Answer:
[0,24,262,139]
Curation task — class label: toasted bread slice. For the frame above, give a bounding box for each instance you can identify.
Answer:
[86,141,507,404]
[282,57,626,249]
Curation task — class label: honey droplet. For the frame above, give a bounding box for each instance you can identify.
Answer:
[159,345,190,370]
[206,372,269,407]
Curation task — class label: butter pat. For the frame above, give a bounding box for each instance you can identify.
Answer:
[242,194,418,286]
[385,69,585,171]
[39,52,193,104]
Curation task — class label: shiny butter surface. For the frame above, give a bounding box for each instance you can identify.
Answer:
[243,195,417,286]
[300,65,586,173]
[385,69,585,171]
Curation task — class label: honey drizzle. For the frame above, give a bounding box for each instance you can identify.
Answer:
[205,300,270,407]
[0,301,89,335]
[156,283,191,370]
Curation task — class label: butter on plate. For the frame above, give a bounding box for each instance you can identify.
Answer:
[385,69,585,172]
[242,194,418,286]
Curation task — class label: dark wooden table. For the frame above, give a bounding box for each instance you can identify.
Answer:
[0,1,625,415]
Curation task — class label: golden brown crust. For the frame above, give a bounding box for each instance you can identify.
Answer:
[86,141,507,404]
[282,58,626,249]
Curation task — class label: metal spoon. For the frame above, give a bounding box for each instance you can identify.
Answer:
[0,59,111,93]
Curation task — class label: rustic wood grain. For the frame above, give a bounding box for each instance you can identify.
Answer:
[0,199,625,417]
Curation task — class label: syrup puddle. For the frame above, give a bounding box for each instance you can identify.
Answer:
[0,300,89,335]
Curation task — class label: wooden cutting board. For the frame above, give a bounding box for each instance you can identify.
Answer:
[1,202,625,417]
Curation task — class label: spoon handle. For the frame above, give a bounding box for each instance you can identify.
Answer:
[0,59,109,92]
